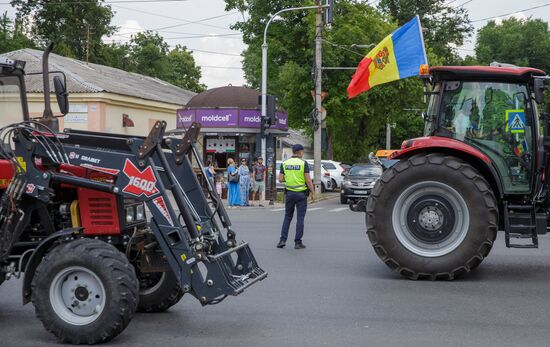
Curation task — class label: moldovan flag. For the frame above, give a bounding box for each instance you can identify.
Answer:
[347,15,428,98]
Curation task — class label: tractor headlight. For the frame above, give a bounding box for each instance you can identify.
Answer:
[136,205,145,220]
[126,206,135,223]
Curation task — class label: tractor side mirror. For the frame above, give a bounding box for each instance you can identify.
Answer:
[533,78,545,104]
[53,76,69,115]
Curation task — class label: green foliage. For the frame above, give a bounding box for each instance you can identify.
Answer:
[10,0,116,62]
[475,18,550,72]
[378,0,473,64]
[120,32,206,92]
[225,0,428,161]
[0,11,36,54]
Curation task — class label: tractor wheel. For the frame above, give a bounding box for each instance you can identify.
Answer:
[137,270,184,313]
[367,154,498,280]
[31,238,138,344]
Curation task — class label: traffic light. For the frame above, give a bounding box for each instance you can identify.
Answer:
[258,94,277,127]
[266,94,276,126]
[324,0,333,24]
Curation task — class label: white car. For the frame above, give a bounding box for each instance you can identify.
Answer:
[276,160,334,192]
[321,160,345,188]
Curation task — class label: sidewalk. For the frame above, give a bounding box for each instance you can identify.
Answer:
[222,192,339,209]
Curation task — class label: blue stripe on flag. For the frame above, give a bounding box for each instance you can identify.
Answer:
[392,16,428,79]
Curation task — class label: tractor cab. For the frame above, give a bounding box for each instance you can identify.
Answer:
[0,56,29,126]
[405,65,547,196]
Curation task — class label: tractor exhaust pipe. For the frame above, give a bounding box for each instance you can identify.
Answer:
[39,43,59,133]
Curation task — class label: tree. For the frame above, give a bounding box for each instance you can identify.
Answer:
[475,18,550,72]
[10,0,116,62]
[166,45,206,93]
[225,0,427,161]
[0,11,36,54]
[378,0,473,63]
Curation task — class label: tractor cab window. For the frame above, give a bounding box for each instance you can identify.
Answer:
[438,81,533,193]
[0,76,25,126]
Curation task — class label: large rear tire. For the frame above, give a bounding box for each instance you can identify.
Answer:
[137,270,184,313]
[367,154,498,280]
[31,238,138,344]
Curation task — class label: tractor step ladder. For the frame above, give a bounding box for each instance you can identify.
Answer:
[504,202,539,248]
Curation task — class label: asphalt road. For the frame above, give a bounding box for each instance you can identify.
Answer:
[2,195,550,346]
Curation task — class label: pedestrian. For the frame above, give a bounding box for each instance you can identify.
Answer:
[239,158,251,207]
[277,144,315,249]
[226,158,241,208]
[204,160,215,187]
[251,157,267,207]
[215,175,223,197]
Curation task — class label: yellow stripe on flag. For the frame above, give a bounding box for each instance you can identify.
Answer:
[366,34,399,89]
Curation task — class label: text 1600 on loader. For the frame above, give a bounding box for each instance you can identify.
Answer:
[355,63,550,280]
[0,44,266,344]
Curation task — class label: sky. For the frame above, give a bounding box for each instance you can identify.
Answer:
[1,0,550,89]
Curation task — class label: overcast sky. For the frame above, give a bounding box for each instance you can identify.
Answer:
[2,0,550,89]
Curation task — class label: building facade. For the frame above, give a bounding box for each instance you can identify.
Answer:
[2,49,195,134]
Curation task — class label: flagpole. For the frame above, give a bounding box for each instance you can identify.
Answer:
[416,15,429,64]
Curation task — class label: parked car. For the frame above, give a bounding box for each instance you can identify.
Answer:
[321,160,345,188]
[340,164,383,204]
[276,160,333,192]
[339,163,352,176]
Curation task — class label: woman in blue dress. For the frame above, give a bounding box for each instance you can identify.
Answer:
[238,158,251,206]
[227,158,242,208]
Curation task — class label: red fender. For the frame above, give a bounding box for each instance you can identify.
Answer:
[390,136,492,164]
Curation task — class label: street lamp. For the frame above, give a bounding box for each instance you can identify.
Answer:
[261,4,327,204]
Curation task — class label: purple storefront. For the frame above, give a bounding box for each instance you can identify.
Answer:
[169,86,289,199]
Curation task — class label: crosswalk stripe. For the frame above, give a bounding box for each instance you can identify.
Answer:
[307,207,322,211]
[329,207,348,212]
[271,208,285,211]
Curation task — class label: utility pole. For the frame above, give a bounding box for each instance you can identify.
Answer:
[85,23,90,63]
[313,1,323,194]
[386,122,391,150]
[260,3,327,198]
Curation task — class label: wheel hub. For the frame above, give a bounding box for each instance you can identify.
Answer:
[50,266,106,325]
[74,286,89,301]
[392,181,469,257]
[418,207,443,230]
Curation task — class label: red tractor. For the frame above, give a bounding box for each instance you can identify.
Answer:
[0,45,265,343]
[361,64,550,280]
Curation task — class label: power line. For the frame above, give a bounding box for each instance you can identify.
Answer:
[163,33,242,40]
[187,48,241,57]
[322,39,365,58]
[471,3,550,23]
[113,4,237,31]
[455,0,473,8]
[199,65,242,70]
[1,0,189,3]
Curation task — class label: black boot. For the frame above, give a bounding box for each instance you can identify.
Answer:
[276,240,286,248]
[294,242,306,249]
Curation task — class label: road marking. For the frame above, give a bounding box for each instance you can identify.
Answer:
[329,207,348,212]
[271,208,285,212]
[307,207,322,211]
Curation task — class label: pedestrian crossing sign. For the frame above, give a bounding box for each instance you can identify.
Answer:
[506,110,526,133]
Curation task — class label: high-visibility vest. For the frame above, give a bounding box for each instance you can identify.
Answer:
[282,157,307,192]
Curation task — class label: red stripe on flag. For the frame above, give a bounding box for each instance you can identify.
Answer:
[347,57,373,99]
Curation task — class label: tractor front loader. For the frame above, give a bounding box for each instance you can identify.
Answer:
[0,46,266,344]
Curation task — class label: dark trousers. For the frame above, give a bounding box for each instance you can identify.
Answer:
[280,190,307,242]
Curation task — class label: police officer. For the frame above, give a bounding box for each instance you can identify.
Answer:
[277,144,315,249]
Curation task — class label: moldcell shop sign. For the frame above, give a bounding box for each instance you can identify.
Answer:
[177,108,288,130]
